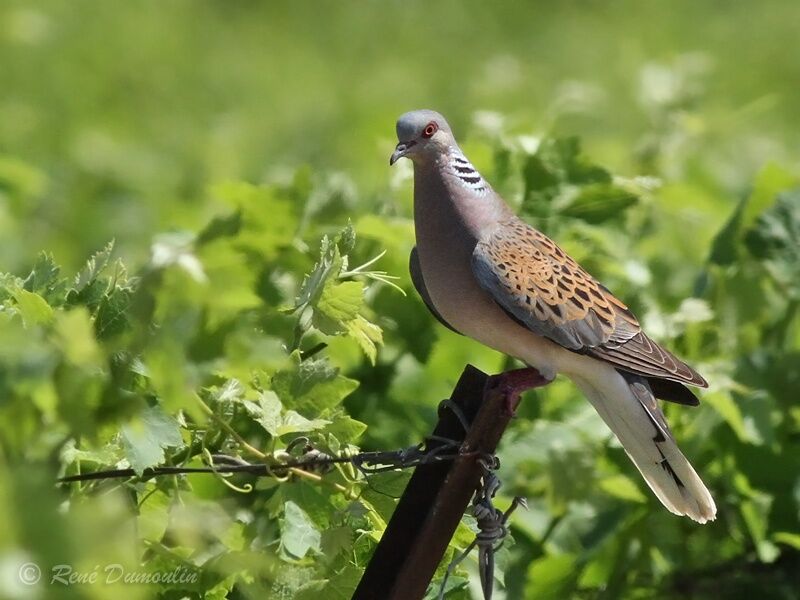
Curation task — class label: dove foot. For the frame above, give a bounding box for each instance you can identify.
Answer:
[492,367,551,416]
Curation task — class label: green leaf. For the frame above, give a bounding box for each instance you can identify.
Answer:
[121,406,185,475]
[773,532,800,550]
[245,391,282,436]
[708,164,796,266]
[313,280,364,334]
[560,184,638,223]
[740,163,798,233]
[359,471,409,523]
[337,222,356,255]
[425,575,469,600]
[269,481,333,529]
[138,489,171,542]
[541,137,611,185]
[345,315,383,364]
[598,474,647,503]
[94,287,132,339]
[317,566,362,599]
[740,492,780,563]
[524,553,578,600]
[522,137,612,216]
[0,273,22,303]
[744,190,800,296]
[294,580,327,599]
[213,378,246,405]
[523,153,560,197]
[323,415,367,441]
[195,210,242,246]
[295,234,344,311]
[73,241,115,293]
[54,308,103,367]
[247,391,330,437]
[708,196,746,265]
[23,252,62,301]
[11,287,54,325]
[65,277,108,311]
[271,357,359,413]
[212,181,298,256]
[737,390,777,447]
[279,411,331,437]
[704,391,752,443]
[61,442,123,468]
[320,526,353,560]
[281,501,322,559]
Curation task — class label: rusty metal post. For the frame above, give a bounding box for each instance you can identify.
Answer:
[353,364,523,600]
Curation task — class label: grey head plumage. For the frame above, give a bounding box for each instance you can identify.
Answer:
[390,109,491,196]
[390,109,455,166]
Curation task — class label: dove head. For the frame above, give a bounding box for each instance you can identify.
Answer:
[390,110,454,166]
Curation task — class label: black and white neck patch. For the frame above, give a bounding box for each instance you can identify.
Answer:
[449,151,488,194]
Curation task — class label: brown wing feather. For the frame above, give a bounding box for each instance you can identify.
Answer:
[590,332,707,387]
[473,220,623,349]
[472,218,707,388]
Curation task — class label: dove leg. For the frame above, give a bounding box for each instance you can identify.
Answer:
[491,367,552,416]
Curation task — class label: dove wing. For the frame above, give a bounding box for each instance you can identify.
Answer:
[409,246,462,335]
[471,218,708,389]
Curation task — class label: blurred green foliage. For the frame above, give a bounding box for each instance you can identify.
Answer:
[0,1,799,599]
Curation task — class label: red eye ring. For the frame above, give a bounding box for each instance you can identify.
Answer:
[422,122,438,138]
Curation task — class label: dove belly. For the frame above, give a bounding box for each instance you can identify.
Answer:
[415,236,563,380]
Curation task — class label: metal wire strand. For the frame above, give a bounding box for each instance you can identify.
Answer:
[438,461,527,600]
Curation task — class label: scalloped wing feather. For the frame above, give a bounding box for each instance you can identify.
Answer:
[472,218,707,388]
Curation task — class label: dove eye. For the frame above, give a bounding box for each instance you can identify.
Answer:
[422,122,438,138]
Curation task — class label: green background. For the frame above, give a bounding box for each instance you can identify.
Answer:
[0,1,798,598]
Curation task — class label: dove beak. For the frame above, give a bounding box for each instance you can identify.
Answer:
[389,141,415,166]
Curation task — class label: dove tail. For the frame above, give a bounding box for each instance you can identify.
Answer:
[572,370,716,523]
